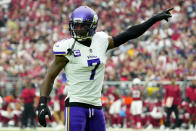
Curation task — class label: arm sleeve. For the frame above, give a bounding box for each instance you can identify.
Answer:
[112,17,157,47]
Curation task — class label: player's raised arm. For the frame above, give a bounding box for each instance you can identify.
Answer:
[38,55,69,127]
[107,8,173,50]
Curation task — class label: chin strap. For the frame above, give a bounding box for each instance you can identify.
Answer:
[67,40,76,55]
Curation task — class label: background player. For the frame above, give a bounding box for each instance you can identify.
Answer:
[130,78,143,129]
[186,79,196,131]
[37,6,173,131]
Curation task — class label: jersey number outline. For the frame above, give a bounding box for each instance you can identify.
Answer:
[87,58,100,80]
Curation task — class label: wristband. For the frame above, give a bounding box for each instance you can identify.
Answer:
[39,96,48,104]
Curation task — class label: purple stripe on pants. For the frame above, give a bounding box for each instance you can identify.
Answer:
[64,107,106,131]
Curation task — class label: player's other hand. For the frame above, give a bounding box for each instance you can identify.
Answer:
[153,8,173,22]
[37,96,52,127]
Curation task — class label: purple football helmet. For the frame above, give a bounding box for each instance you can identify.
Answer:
[69,6,98,41]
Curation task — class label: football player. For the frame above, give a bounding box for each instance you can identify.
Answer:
[37,6,173,131]
[185,79,196,131]
[130,78,143,129]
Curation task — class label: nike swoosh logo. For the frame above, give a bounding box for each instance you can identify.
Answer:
[40,109,45,114]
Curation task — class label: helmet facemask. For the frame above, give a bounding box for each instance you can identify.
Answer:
[69,20,97,41]
[69,6,98,42]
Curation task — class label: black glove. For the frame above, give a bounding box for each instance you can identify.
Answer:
[153,8,173,22]
[37,96,52,127]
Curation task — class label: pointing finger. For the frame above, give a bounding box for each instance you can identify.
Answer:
[166,7,174,13]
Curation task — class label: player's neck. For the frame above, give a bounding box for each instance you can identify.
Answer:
[77,39,92,47]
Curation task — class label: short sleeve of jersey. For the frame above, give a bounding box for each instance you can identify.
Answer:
[52,39,73,60]
[93,32,109,53]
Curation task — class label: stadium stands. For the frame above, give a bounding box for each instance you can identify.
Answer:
[0,0,195,129]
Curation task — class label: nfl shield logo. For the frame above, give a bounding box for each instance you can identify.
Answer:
[89,48,93,53]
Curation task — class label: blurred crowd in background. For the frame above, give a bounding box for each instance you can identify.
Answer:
[0,0,196,130]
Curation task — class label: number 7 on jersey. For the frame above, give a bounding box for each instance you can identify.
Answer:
[87,58,100,80]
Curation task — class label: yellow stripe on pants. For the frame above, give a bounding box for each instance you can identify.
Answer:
[67,107,70,131]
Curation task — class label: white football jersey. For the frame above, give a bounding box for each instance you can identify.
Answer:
[53,32,109,106]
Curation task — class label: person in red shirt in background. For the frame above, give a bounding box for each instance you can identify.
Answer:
[185,78,196,131]
[20,82,36,129]
[163,75,181,131]
[130,78,143,129]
